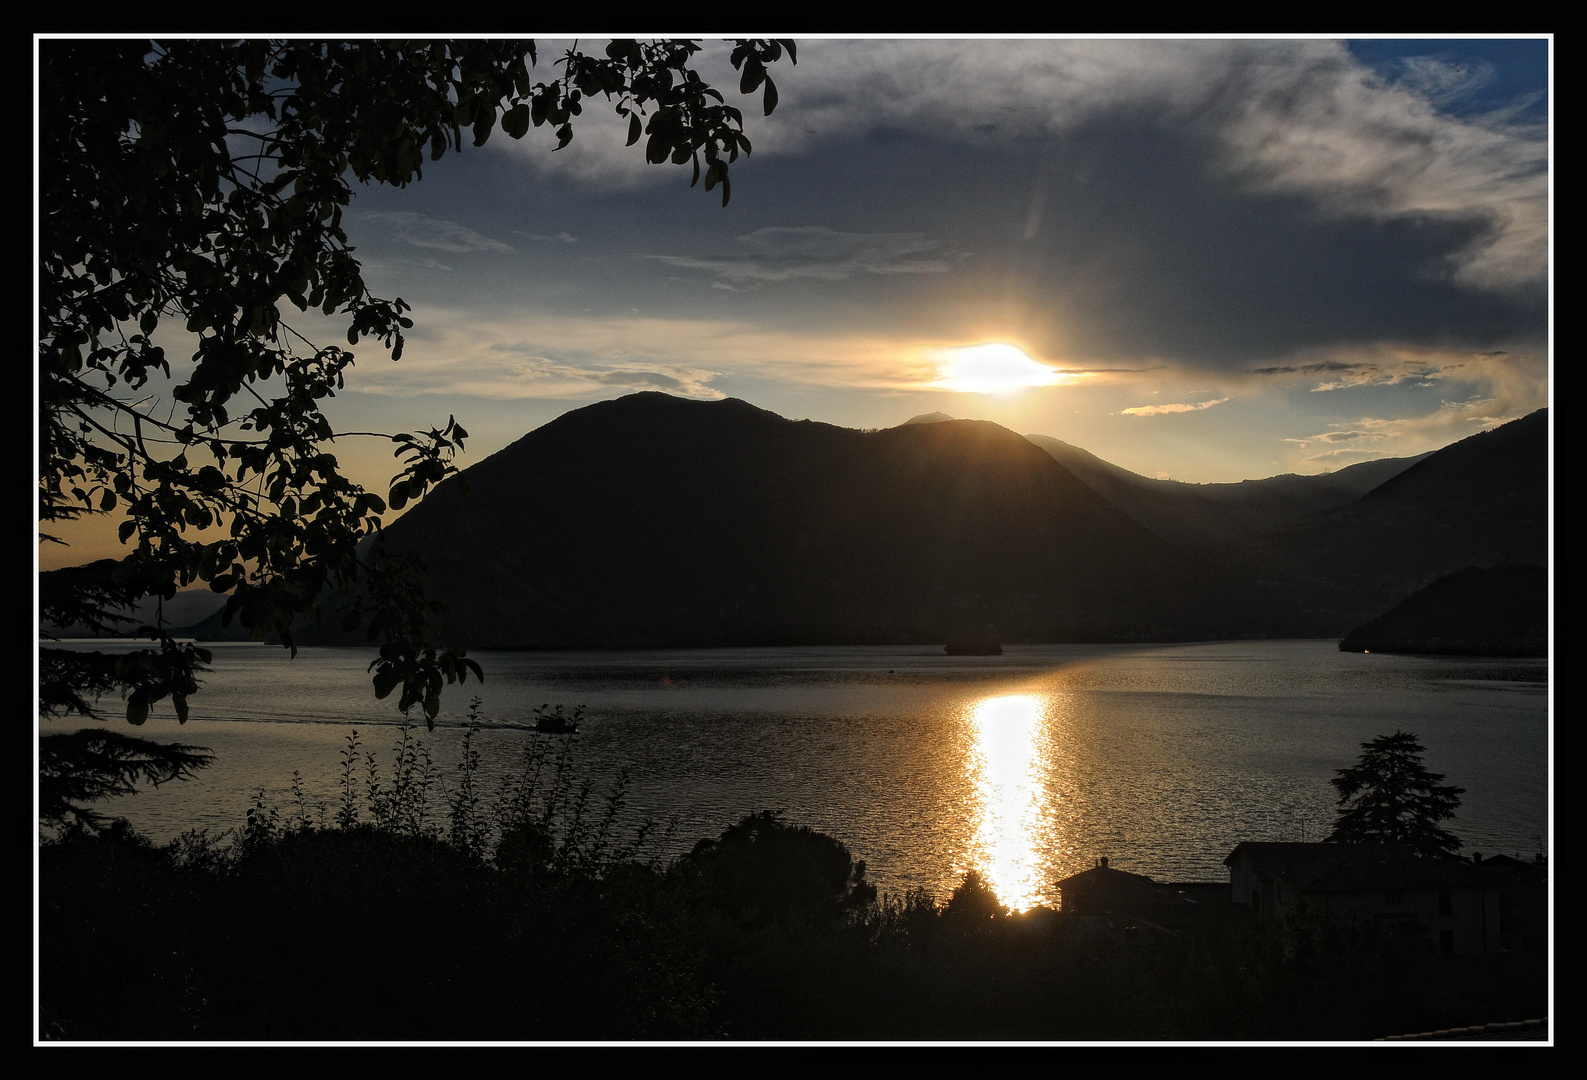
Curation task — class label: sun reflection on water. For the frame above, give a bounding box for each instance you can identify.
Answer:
[965,693,1052,912]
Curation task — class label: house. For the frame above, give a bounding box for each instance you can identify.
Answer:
[1224,842,1505,954]
[1056,857,1240,931]
[1471,853,1548,954]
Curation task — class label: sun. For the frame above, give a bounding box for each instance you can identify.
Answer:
[936,343,1066,394]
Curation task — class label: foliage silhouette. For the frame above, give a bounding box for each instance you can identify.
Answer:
[672,810,877,928]
[1324,731,1465,856]
[40,741,1544,1040]
[39,38,796,731]
[40,729,215,836]
[943,868,1008,923]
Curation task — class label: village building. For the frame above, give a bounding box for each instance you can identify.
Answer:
[1055,858,1240,932]
[1224,842,1507,954]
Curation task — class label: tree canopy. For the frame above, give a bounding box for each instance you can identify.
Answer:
[1324,731,1465,857]
[39,38,796,733]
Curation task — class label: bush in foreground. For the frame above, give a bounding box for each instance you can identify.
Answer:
[38,725,1545,1041]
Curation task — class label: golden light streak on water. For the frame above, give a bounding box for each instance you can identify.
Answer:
[965,693,1052,912]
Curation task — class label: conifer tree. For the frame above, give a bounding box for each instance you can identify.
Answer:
[1324,731,1464,856]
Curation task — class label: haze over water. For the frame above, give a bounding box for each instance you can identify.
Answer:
[45,639,1548,909]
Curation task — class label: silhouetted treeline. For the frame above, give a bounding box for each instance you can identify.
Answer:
[41,734,1545,1041]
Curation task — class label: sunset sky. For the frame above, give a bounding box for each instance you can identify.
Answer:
[41,36,1552,567]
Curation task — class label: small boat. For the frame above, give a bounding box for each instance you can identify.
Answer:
[532,704,582,734]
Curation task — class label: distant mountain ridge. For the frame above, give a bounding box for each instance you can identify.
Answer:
[1023,432,1430,557]
[1249,409,1548,630]
[1339,564,1546,657]
[368,393,1245,648]
[163,396,1547,649]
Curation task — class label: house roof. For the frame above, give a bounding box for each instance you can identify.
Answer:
[1055,864,1175,906]
[1225,842,1499,894]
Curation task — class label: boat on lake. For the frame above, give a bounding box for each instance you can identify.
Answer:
[532,704,582,734]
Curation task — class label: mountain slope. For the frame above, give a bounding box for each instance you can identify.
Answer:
[1024,433,1429,556]
[1252,409,1549,631]
[376,393,1242,648]
[1338,563,1546,656]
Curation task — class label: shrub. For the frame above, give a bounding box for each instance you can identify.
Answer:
[671,810,876,928]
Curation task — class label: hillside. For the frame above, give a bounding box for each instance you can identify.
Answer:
[162,398,1549,648]
[371,393,1246,648]
[1251,410,1549,632]
[1024,433,1428,556]
[1338,563,1547,656]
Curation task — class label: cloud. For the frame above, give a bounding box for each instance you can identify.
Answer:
[1281,381,1545,467]
[643,227,952,286]
[514,231,579,243]
[1394,55,1497,106]
[340,306,963,400]
[1249,361,1359,376]
[1245,343,1541,395]
[757,39,1546,293]
[1297,444,1397,468]
[487,40,1544,296]
[1283,429,1380,445]
[1210,46,1546,293]
[1309,364,1457,392]
[382,345,725,401]
[1121,397,1230,416]
[485,352,727,399]
[360,211,515,254]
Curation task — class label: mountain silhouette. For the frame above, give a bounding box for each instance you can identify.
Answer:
[1024,433,1429,557]
[372,393,1244,649]
[1248,409,1548,632]
[1339,563,1546,656]
[169,397,1547,648]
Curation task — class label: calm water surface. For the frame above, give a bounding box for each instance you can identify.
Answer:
[41,639,1549,909]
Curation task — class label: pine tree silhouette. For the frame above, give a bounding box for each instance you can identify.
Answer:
[1325,731,1464,856]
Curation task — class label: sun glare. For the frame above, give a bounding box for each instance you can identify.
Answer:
[938,343,1065,394]
[967,693,1052,912]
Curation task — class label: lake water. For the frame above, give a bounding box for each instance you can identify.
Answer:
[39,639,1549,910]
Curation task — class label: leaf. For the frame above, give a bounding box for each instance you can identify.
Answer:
[502,102,530,139]
[41,38,786,737]
[740,59,764,94]
[763,76,778,116]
